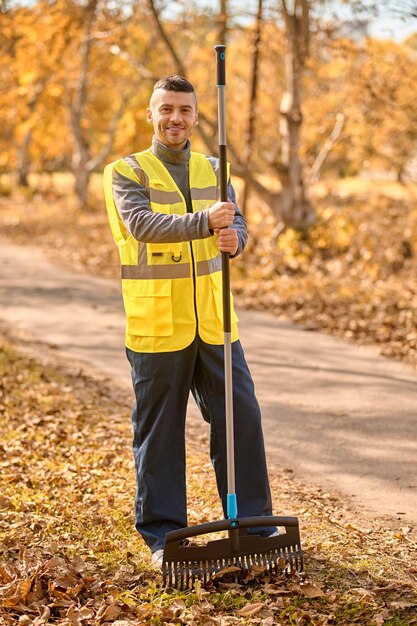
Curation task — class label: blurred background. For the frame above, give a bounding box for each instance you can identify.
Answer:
[1,0,417,367]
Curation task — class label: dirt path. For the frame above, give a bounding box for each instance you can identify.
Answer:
[1,237,416,529]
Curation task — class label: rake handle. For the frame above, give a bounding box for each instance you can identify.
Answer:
[215,44,236,518]
[215,44,231,333]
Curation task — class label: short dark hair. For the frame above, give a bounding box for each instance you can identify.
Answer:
[153,75,195,94]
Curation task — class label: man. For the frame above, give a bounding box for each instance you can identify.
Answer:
[103,75,275,568]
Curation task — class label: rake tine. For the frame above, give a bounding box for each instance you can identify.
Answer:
[165,562,170,588]
[163,544,302,588]
[276,551,282,574]
[174,561,180,589]
[296,546,302,570]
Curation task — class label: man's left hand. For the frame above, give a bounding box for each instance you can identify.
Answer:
[215,227,238,256]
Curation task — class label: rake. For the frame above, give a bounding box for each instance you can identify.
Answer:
[161,44,303,590]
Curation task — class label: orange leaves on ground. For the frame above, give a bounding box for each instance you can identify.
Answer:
[1,339,417,625]
[3,577,33,607]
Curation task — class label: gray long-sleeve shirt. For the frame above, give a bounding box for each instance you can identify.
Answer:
[112,137,247,257]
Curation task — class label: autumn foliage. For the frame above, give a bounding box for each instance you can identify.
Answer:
[2,0,417,212]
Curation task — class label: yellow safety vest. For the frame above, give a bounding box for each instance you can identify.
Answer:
[103,149,239,353]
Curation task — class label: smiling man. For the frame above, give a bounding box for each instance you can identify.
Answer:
[103,75,276,569]
[148,86,198,149]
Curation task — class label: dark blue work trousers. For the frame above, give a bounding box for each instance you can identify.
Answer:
[126,336,273,552]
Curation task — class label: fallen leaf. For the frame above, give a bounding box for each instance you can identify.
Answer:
[0,495,13,510]
[26,577,45,604]
[134,603,153,619]
[217,565,241,575]
[373,610,390,626]
[298,582,325,598]
[390,600,417,609]
[66,605,81,626]
[3,577,33,606]
[325,590,338,603]
[159,609,175,621]
[78,607,95,620]
[237,602,265,617]
[350,587,376,604]
[41,556,68,573]
[32,606,51,625]
[0,564,13,583]
[98,602,120,622]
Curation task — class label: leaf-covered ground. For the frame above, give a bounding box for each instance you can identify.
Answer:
[1,330,416,625]
[1,175,417,369]
[235,180,417,370]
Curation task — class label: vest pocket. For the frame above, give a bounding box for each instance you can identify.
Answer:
[125,280,173,337]
[147,242,183,265]
[209,272,239,330]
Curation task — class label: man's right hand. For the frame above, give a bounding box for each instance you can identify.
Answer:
[208,200,235,230]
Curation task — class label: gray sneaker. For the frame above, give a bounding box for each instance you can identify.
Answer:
[150,549,163,569]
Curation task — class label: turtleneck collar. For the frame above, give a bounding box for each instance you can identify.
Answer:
[151,136,191,166]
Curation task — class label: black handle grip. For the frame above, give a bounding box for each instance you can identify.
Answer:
[215,44,226,86]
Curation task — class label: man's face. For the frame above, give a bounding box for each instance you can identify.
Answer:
[147,89,198,150]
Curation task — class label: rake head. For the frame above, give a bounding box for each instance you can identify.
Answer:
[162,515,303,589]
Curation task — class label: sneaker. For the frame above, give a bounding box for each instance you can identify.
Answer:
[150,549,163,569]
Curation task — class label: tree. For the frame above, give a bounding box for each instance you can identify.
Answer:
[240,0,263,216]
[0,1,72,183]
[67,0,129,209]
[218,0,228,45]
[278,0,314,227]
[358,38,417,182]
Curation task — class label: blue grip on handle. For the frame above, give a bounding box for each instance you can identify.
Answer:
[227,493,238,519]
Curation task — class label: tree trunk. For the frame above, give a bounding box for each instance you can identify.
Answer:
[15,79,48,187]
[218,0,228,45]
[241,0,263,215]
[279,0,314,228]
[73,163,90,209]
[68,0,126,210]
[69,0,96,210]
[16,128,33,187]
